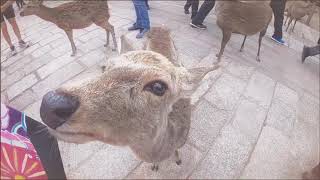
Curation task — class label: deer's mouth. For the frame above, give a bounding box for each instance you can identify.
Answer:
[48,128,97,144]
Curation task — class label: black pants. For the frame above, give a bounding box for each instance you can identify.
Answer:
[26,117,66,180]
[191,0,215,25]
[270,0,287,39]
[145,0,149,9]
[184,0,200,19]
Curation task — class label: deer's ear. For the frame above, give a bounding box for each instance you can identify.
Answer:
[180,65,220,96]
[120,35,134,54]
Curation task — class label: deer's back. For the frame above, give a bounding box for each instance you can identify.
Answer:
[54,0,109,29]
[289,2,312,19]
[217,1,272,35]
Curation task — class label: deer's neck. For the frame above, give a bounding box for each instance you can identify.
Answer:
[36,5,59,24]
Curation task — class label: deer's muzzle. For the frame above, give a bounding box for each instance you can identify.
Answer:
[40,90,80,129]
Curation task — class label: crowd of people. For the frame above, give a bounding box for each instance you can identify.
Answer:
[1,0,319,62]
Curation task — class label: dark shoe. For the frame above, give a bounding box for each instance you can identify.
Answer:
[302,45,309,63]
[184,9,190,14]
[8,46,17,58]
[136,29,149,39]
[128,24,140,31]
[190,22,207,30]
[19,40,30,49]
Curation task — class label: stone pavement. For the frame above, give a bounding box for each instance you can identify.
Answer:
[1,1,319,179]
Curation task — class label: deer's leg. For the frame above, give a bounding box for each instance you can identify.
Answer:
[64,30,76,56]
[216,30,231,62]
[151,163,159,171]
[175,150,182,165]
[257,28,267,62]
[105,31,110,47]
[286,18,293,32]
[94,20,118,51]
[284,15,289,26]
[240,35,247,52]
[292,19,297,32]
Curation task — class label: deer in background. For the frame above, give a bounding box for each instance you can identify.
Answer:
[215,0,272,62]
[39,26,219,171]
[284,0,315,32]
[20,0,118,56]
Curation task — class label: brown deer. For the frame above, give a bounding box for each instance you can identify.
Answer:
[39,26,219,171]
[215,0,272,62]
[20,0,118,56]
[284,0,315,32]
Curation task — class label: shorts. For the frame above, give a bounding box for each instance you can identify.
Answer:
[1,5,16,23]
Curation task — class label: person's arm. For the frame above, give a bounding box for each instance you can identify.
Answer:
[1,0,15,12]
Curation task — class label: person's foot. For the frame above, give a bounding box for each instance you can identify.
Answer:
[190,22,207,30]
[8,46,18,57]
[184,9,190,14]
[301,45,309,63]
[136,28,149,39]
[147,6,150,10]
[18,40,30,49]
[271,35,286,45]
[128,24,141,31]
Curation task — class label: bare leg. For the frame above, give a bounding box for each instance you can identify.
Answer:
[151,163,159,171]
[1,22,14,47]
[8,18,22,41]
[64,30,76,56]
[240,35,247,52]
[216,30,231,62]
[175,150,182,165]
[257,28,267,62]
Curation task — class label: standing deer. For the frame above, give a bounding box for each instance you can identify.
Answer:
[215,0,272,62]
[284,0,315,32]
[39,26,219,171]
[20,0,118,56]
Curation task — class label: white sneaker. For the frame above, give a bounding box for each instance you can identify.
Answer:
[18,40,30,49]
[7,46,18,58]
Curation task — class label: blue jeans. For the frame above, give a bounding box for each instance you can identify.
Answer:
[132,0,150,29]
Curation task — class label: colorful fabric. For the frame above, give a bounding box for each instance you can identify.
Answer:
[1,103,48,179]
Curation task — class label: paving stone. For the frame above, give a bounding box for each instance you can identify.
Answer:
[289,118,319,172]
[78,48,105,67]
[298,93,320,125]
[48,42,72,58]
[39,33,64,46]
[58,141,105,173]
[198,49,231,68]
[127,144,203,179]
[205,73,247,111]
[31,44,52,58]
[22,54,53,76]
[226,61,255,80]
[32,62,85,98]
[244,71,276,108]
[23,100,42,122]
[9,90,37,111]
[69,145,140,179]
[190,125,252,179]
[1,71,6,80]
[7,73,38,100]
[5,55,33,75]
[241,126,301,179]
[1,92,9,104]
[1,52,26,68]
[232,98,267,143]
[77,37,105,54]
[274,83,299,109]
[22,43,41,55]
[77,28,104,42]
[37,54,76,79]
[1,70,25,91]
[189,100,231,151]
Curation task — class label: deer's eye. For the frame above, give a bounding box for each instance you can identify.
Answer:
[144,81,168,96]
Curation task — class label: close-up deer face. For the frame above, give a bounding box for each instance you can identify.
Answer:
[40,50,218,146]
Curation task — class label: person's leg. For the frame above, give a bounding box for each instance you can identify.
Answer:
[1,21,14,48]
[128,1,141,31]
[184,0,192,13]
[191,0,200,19]
[191,0,215,29]
[133,0,150,38]
[145,0,150,10]
[271,0,286,42]
[302,44,320,63]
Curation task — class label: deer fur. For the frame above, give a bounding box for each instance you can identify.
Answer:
[20,0,118,56]
[302,163,320,179]
[40,26,219,170]
[284,0,315,32]
[215,0,272,62]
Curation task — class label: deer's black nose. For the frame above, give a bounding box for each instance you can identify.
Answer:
[40,91,79,129]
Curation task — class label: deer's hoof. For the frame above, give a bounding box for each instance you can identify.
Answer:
[256,57,261,62]
[176,160,182,166]
[151,165,159,171]
[101,65,106,72]
[104,44,109,47]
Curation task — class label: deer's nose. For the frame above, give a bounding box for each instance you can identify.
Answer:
[40,90,80,129]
